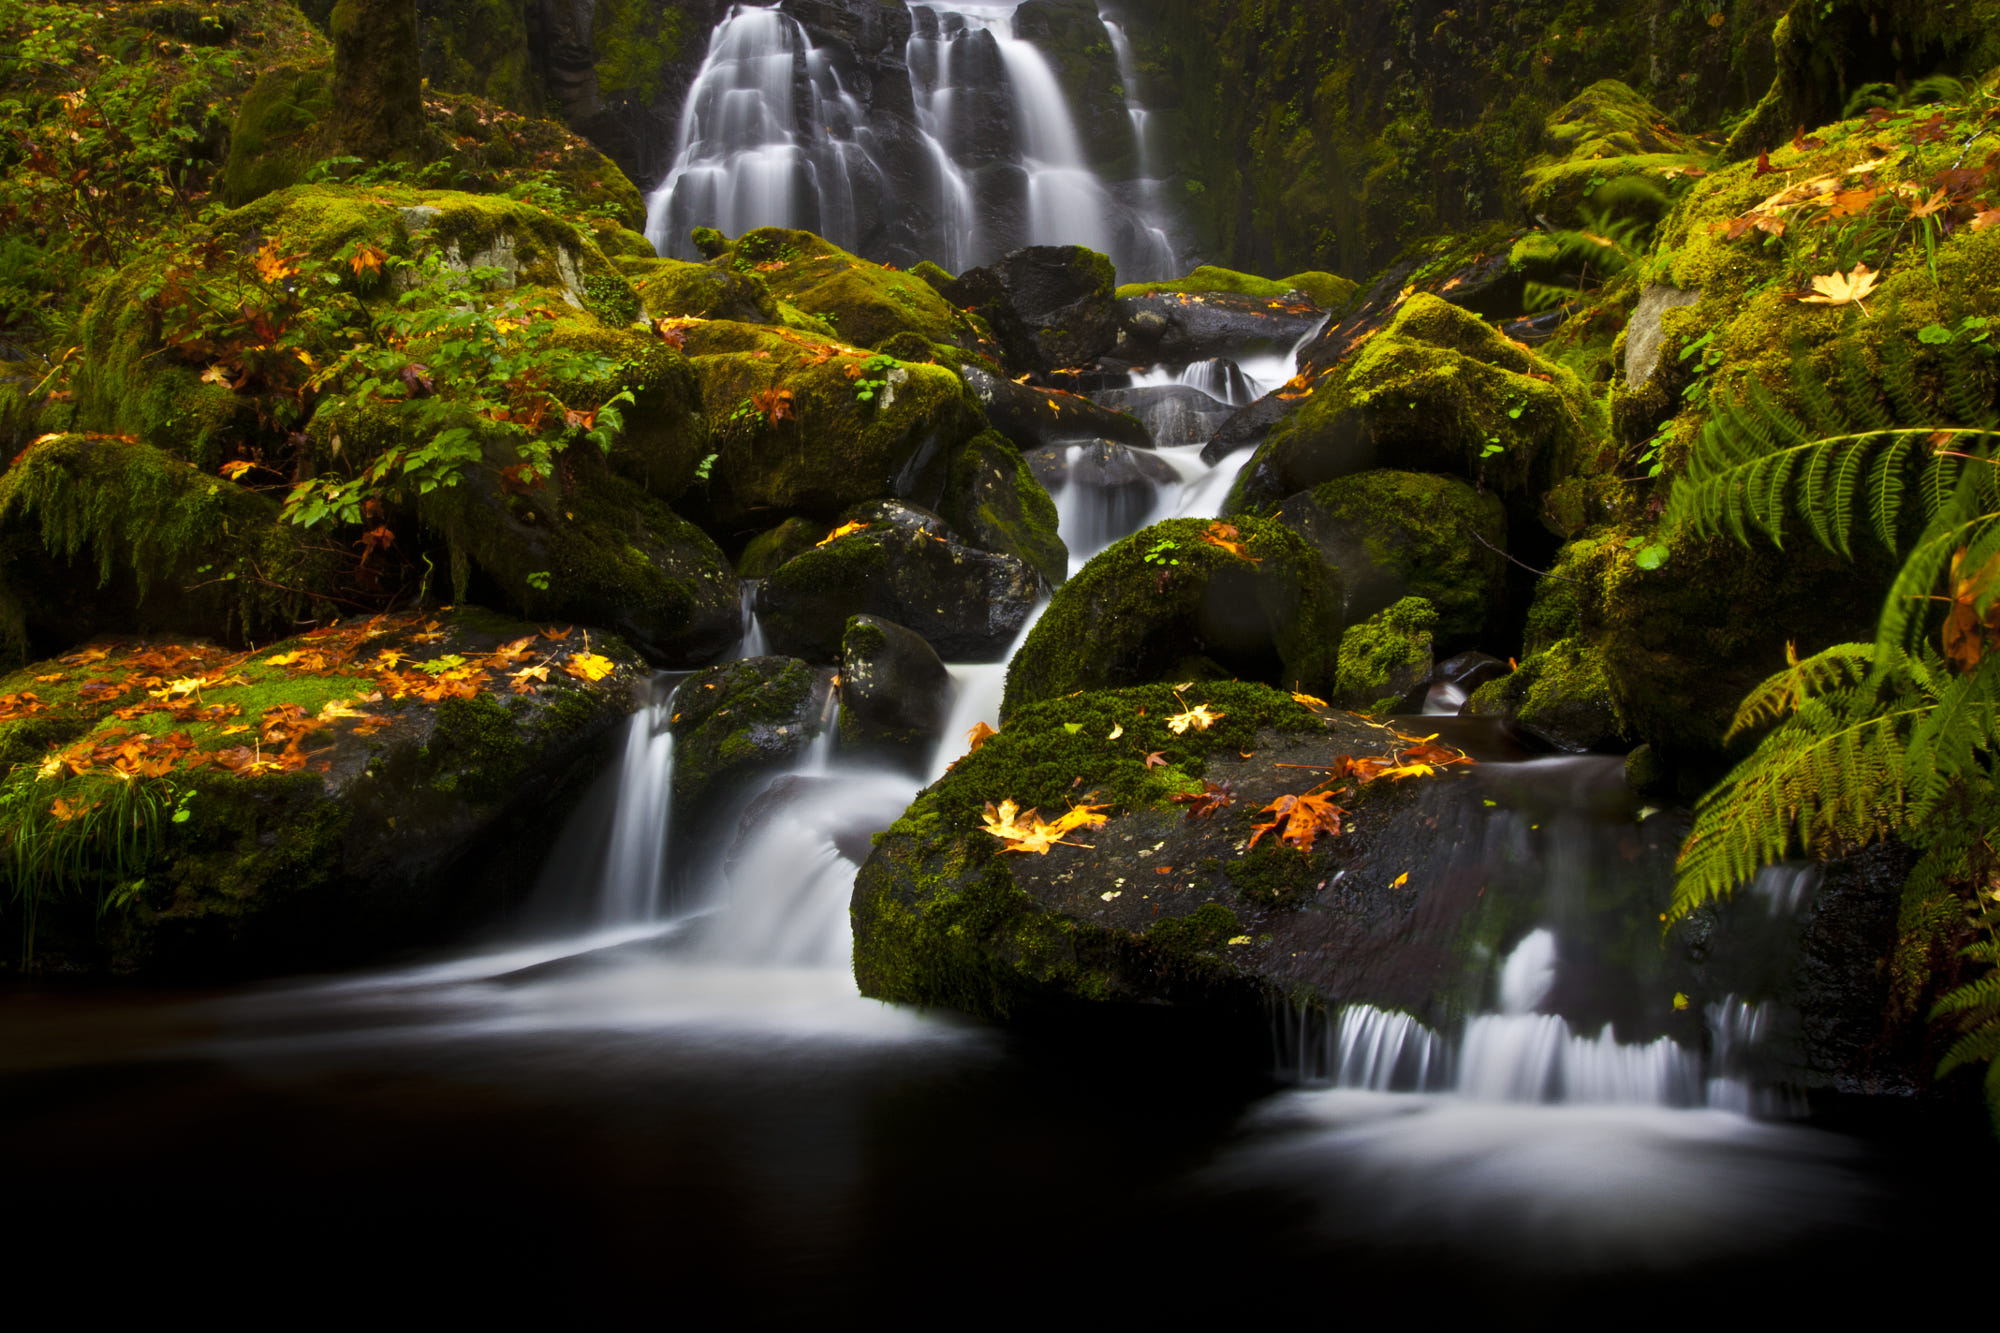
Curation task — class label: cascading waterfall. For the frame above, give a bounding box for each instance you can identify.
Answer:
[646,5,886,258]
[594,676,682,925]
[1099,11,1177,280]
[649,2,1174,273]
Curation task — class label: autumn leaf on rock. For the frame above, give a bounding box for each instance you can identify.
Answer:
[1166,701,1223,734]
[964,720,997,753]
[1291,691,1329,708]
[1247,789,1348,854]
[564,652,616,682]
[817,521,870,546]
[1198,521,1261,563]
[1171,778,1234,822]
[1142,750,1169,769]
[1796,263,1879,309]
[980,798,1107,854]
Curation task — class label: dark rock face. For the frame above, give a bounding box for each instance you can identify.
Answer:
[756,500,1040,662]
[938,433,1069,586]
[1272,470,1509,647]
[838,614,951,755]
[668,655,827,811]
[331,0,425,161]
[1115,292,1327,366]
[948,246,1118,371]
[962,366,1153,451]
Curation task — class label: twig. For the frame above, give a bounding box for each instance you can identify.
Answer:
[1465,524,1580,583]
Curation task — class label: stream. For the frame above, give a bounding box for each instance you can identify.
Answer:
[2,311,1990,1320]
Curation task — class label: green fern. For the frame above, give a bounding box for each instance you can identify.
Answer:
[1667,324,2000,1123]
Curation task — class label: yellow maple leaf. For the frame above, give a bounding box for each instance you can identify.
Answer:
[817,521,870,546]
[318,700,370,721]
[1166,702,1224,734]
[1796,263,1879,309]
[563,652,616,682]
[1291,691,1329,708]
[263,650,307,667]
[965,720,997,752]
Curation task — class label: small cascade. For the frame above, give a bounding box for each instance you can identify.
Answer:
[735,579,770,659]
[1099,11,1177,280]
[594,676,681,925]
[1046,443,1168,574]
[646,5,887,258]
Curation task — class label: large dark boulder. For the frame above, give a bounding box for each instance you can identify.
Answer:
[1002,514,1343,716]
[1114,291,1327,366]
[938,432,1069,586]
[1090,384,1235,448]
[961,366,1152,451]
[756,500,1040,662]
[948,245,1118,371]
[1273,470,1508,648]
[668,655,828,811]
[838,614,951,756]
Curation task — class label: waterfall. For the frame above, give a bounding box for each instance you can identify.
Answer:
[648,2,1171,272]
[1100,11,1177,281]
[594,676,681,925]
[646,5,886,258]
[735,579,770,659]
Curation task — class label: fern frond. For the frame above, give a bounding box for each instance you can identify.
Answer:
[1726,642,1875,741]
[1930,971,2000,1019]
[1936,1019,2000,1078]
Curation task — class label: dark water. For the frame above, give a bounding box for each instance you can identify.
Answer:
[3,933,1991,1322]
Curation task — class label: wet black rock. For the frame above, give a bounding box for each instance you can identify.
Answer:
[839,614,951,756]
[1091,384,1235,449]
[962,365,1153,451]
[668,655,828,812]
[1115,291,1326,366]
[948,245,1118,371]
[756,500,1040,662]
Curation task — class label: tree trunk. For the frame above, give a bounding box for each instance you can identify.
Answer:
[330,0,426,163]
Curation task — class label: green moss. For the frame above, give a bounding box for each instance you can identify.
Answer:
[0,434,334,648]
[668,656,818,805]
[1517,80,1709,226]
[1225,841,1333,908]
[591,0,684,106]
[1336,596,1437,712]
[220,62,334,206]
[738,517,821,578]
[1278,271,1358,311]
[938,431,1068,585]
[1003,515,1344,716]
[716,227,990,352]
[1146,900,1240,952]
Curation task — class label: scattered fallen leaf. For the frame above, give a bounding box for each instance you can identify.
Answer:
[564,652,617,683]
[1795,262,1879,309]
[817,521,870,547]
[1166,699,1224,734]
[1248,788,1348,854]
[1199,521,1260,563]
[1142,750,1168,769]
[1391,871,1410,888]
[1172,779,1235,822]
[1108,723,1124,740]
[1290,691,1329,708]
[965,720,997,752]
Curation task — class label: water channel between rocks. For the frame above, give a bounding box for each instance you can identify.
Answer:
[0,306,1980,1318]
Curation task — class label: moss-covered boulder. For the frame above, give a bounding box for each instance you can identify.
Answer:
[1002,515,1343,717]
[667,655,826,812]
[737,516,821,578]
[837,614,950,758]
[1518,80,1710,228]
[756,501,1040,663]
[329,0,424,163]
[945,245,1119,373]
[681,322,982,526]
[629,256,782,324]
[0,607,640,977]
[851,682,1509,1023]
[1336,597,1438,713]
[937,432,1068,586]
[426,448,739,666]
[1465,635,1624,753]
[1273,470,1507,647]
[1226,294,1601,523]
[221,62,334,206]
[1116,264,1357,313]
[0,434,337,661]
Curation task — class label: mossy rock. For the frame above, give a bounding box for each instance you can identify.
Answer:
[697,227,992,353]
[1336,596,1437,713]
[1115,264,1357,313]
[837,614,950,757]
[737,516,821,578]
[630,257,781,324]
[1274,469,1507,649]
[0,607,639,977]
[937,431,1068,586]
[0,434,337,660]
[851,682,1485,1022]
[1002,515,1343,717]
[1465,635,1624,753]
[668,655,822,811]
[1518,80,1710,227]
[424,445,739,666]
[755,501,1039,663]
[684,324,982,526]
[221,61,334,207]
[1227,294,1601,527]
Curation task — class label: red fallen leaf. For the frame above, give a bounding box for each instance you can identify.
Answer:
[359,525,395,557]
[400,363,434,396]
[1171,778,1235,822]
[1143,750,1169,768]
[654,320,688,349]
[1754,151,1778,176]
[1791,126,1825,152]
[1910,115,1953,146]
[1248,788,1349,854]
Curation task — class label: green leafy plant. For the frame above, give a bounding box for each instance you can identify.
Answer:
[1143,537,1183,567]
[1,766,179,964]
[853,353,898,405]
[1665,325,2000,1126]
